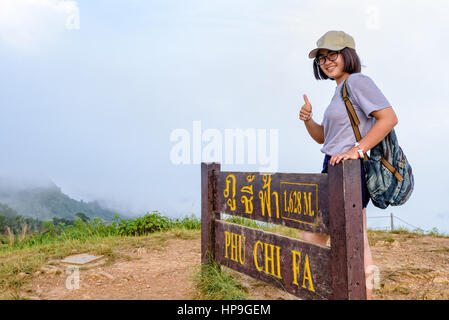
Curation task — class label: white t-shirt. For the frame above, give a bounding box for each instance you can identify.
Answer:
[320,73,391,155]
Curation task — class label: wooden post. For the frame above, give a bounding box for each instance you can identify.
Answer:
[390,213,394,231]
[201,162,220,264]
[328,160,367,300]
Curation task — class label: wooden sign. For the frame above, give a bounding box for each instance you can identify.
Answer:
[201,161,366,300]
[216,171,329,234]
[215,220,332,300]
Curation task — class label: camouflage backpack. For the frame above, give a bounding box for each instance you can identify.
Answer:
[341,80,414,209]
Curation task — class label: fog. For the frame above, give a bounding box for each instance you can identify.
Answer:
[1,0,448,232]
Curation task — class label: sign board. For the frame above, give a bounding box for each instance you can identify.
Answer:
[201,161,367,300]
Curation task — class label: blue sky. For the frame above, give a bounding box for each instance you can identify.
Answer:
[1,0,448,233]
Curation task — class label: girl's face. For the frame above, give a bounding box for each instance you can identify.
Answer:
[318,49,347,80]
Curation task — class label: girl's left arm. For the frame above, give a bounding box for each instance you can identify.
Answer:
[329,107,398,166]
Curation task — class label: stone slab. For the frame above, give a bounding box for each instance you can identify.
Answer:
[61,253,104,265]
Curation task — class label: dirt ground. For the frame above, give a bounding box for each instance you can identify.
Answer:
[19,235,295,300]
[20,237,199,300]
[19,231,449,300]
[369,232,449,300]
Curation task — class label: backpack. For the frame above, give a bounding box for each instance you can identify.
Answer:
[341,79,414,209]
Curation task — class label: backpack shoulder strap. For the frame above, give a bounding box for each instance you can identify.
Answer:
[341,79,369,160]
[342,80,358,122]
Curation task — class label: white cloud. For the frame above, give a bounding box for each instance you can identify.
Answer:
[0,0,79,49]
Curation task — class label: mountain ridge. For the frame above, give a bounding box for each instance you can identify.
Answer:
[0,181,121,222]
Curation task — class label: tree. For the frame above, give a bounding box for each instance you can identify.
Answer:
[0,215,7,232]
[75,212,90,222]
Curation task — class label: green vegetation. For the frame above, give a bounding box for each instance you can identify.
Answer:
[390,226,449,237]
[0,211,201,250]
[190,215,305,301]
[423,227,449,238]
[0,203,43,235]
[193,257,248,300]
[368,226,449,239]
[2,207,447,300]
[222,215,303,240]
[114,212,200,236]
[0,211,201,299]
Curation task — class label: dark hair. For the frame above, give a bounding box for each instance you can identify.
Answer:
[313,47,361,80]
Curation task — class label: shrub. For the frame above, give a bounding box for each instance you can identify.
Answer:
[174,214,201,230]
[1,211,201,250]
[114,211,174,236]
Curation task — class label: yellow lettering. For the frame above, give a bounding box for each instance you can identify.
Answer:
[272,191,280,218]
[225,232,246,265]
[239,235,246,265]
[223,174,236,211]
[291,250,301,286]
[308,192,315,216]
[231,233,238,262]
[302,254,315,292]
[283,190,287,213]
[254,241,263,271]
[240,174,254,215]
[285,190,304,216]
[293,192,297,213]
[280,183,318,221]
[264,243,275,276]
[288,191,293,214]
[262,243,282,279]
[275,245,282,278]
[240,196,253,214]
[225,231,231,258]
[303,192,308,217]
[258,174,272,217]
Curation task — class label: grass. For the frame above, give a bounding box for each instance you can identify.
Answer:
[0,236,115,299]
[393,286,411,295]
[1,229,202,300]
[222,215,304,240]
[189,214,305,300]
[367,226,449,247]
[205,216,449,300]
[2,210,447,300]
[429,247,449,253]
[192,256,248,300]
[368,226,449,238]
[0,212,201,299]
[425,227,449,238]
[0,212,201,251]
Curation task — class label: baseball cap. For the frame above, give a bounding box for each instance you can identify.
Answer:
[308,31,356,59]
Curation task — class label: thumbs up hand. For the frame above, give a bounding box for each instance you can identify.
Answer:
[299,94,313,121]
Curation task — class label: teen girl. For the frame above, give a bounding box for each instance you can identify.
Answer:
[299,30,398,299]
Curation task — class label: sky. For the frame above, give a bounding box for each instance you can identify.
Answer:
[0,0,448,233]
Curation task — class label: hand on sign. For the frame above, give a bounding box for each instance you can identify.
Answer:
[299,94,313,121]
[329,148,359,166]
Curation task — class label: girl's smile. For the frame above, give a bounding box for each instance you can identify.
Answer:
[318,49,348,84]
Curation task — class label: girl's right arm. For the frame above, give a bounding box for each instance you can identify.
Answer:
[299,94,325,144]
[304,119,324,144]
